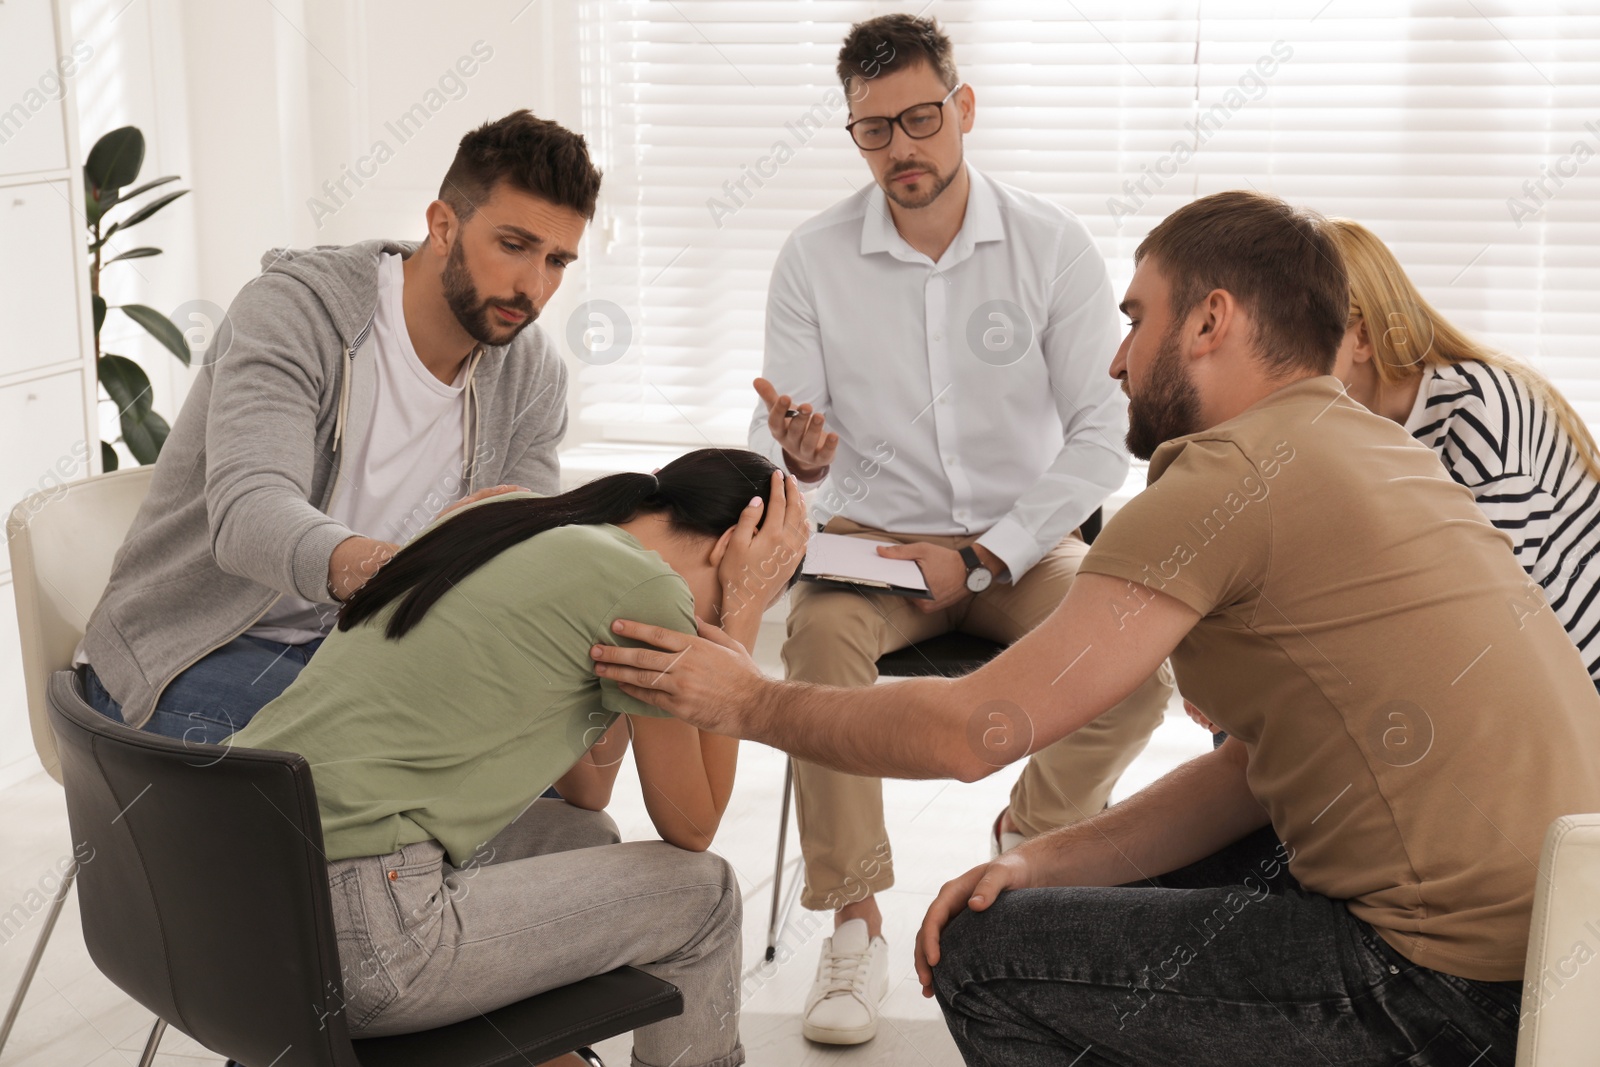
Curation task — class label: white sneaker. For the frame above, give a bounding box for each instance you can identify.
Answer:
[801,918,890,1044]
[991,808,1025,859]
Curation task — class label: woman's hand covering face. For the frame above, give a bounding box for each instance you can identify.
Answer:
[717,469,810,622]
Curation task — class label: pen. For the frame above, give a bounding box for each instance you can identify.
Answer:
[785,408,800,418]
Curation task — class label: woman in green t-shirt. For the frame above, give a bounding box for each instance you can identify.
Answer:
[232,447,808,1067]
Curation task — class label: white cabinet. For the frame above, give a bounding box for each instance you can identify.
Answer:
[0,180,86,379]
[0,372,91,580]
[0,0,97,779]
[0,0,71,176]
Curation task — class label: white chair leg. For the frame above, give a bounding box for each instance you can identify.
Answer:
[765,759,795,962]
[136,1017,165,1067]
[0,860,77,1055]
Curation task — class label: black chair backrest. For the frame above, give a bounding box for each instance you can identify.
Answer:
[47,670,358,1067]
[1081,506,1103,546]
[876,632,1005,678]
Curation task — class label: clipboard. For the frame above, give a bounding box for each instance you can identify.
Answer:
[799,532,934,600]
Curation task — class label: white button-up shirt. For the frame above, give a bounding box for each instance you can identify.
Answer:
[749,166,1130,579]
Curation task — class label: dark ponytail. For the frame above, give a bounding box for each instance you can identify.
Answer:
[338,447,782,640]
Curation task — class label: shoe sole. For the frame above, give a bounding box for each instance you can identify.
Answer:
[802,1017,879,1045]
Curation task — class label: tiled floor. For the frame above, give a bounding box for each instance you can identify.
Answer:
[0,621,1208,1067]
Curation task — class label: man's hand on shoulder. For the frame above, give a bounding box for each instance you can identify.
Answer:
[590,616,769,735]
[439,483,530,520]
[328,535,398,602]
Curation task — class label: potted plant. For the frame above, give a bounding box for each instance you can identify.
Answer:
[84,125,191,470]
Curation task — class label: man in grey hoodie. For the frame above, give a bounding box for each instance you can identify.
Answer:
[80,109,594,744]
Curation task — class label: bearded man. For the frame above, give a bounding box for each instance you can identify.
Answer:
[80,109,591,744]
[595,190,1600,1066]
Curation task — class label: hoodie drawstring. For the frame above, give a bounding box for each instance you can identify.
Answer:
[462,346,484,485]
[333,345,352,452]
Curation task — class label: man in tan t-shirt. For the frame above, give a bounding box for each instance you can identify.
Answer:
[591,190,1600,1066]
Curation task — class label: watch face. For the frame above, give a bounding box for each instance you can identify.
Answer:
[966,567,993,593]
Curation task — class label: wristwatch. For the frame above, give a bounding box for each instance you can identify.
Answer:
[959,545,993,593]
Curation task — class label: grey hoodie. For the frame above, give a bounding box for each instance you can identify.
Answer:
[83,239,569,728]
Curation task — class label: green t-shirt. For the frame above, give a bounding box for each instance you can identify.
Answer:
[231,513,689,866]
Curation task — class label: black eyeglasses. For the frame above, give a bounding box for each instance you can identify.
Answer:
[844,83,964,150]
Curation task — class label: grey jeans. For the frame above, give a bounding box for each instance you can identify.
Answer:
[325,799,745,1067]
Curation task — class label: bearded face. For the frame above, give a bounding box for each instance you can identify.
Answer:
[1126,318,1203,461]
[441,234,538,347]
[880,152,961,211]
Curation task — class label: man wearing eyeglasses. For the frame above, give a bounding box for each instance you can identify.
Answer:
[748,13,1172,1045]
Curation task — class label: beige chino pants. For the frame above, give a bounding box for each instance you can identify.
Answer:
[783,517,1173,911]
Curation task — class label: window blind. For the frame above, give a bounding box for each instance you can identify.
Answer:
[571,1,1600,447]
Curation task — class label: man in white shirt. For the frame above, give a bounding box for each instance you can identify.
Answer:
[748,14,1172,1046]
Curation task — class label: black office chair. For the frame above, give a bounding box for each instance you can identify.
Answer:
[762,509,1103,959]
[45,670,682,1066]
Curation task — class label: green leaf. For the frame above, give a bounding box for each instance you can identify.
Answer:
[121,408,170,464]
[119,304,191,366]
[100,440,119,472]
[89,177,179,229]
[104,247,162,265]
[99,354,153,418]
[119,175,179,201]
[115,189,188,231]
[85,127,144,193]
[92,293,106,336]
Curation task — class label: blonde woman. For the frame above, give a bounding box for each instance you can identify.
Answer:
[1330,218,1600,686]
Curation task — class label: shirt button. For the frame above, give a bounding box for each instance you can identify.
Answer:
[931,331,943,342]
[956,509,970,520]
[946,456,958,466]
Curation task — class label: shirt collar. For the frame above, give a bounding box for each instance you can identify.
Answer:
[858,165,1004,265]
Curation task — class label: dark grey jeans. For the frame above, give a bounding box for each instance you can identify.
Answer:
[931,826,1523,1067]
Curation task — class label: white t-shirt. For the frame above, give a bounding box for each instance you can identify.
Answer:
[248,252,468,644]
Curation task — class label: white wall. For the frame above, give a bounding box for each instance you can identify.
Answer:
[69,0,200,442]
[69,0,589,439]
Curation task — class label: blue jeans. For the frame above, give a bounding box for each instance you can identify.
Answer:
[932,826,1522,1066]
[84,634,324,745]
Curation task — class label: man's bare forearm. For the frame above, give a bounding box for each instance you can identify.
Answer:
[741,674,983,781]
[1024,737,1270,888]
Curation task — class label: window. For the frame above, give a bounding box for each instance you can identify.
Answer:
[572,2,1600,447]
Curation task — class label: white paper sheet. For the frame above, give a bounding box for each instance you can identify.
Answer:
[800,532,930,592]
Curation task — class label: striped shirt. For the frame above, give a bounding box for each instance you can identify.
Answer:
[1405,359,1600,682]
